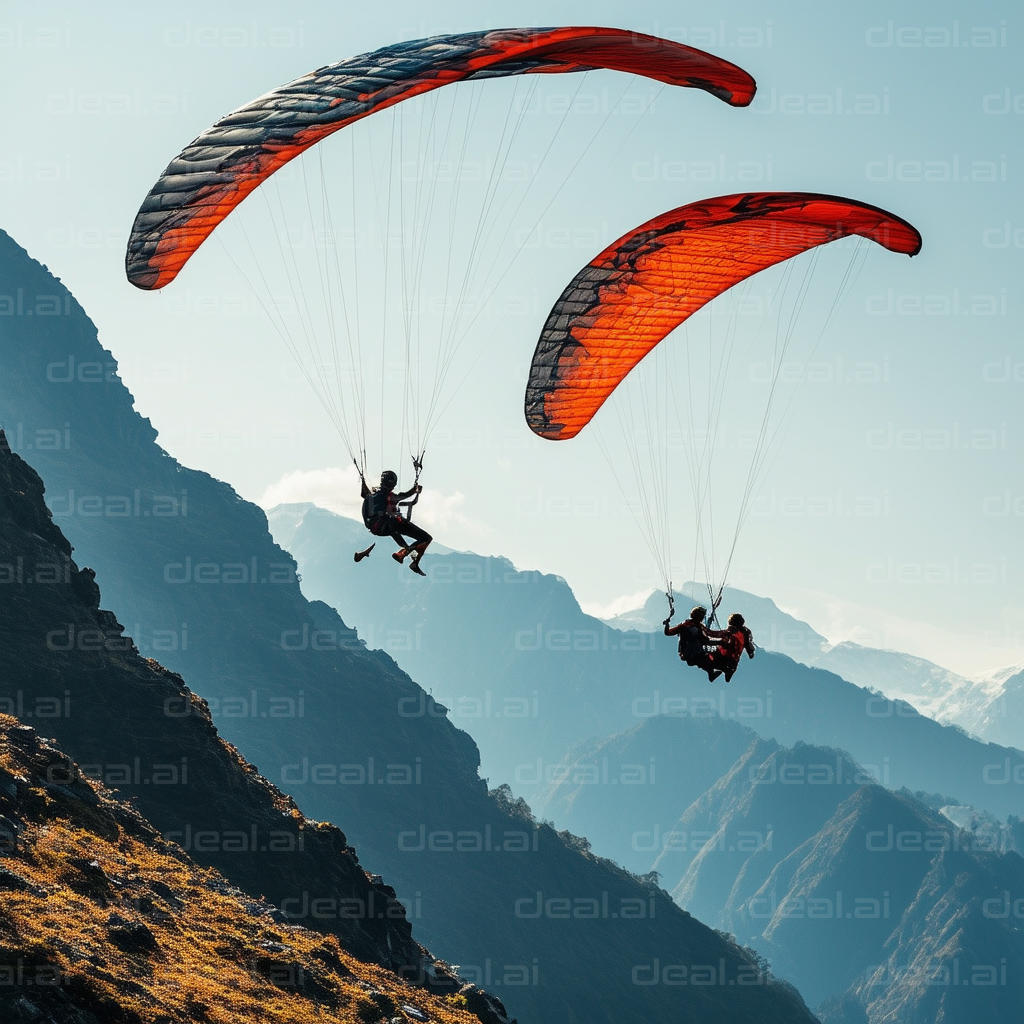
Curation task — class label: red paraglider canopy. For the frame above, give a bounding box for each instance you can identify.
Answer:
[126,27,755,290]
[525,192,922,440]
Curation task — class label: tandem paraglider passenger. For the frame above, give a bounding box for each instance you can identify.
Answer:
[704,613,756,683]
[354,469,432,576]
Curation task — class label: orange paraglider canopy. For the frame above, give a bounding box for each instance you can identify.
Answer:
[125,27,755,291]
[525,192,922,440]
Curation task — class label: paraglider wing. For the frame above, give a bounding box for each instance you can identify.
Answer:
[126,27,756,290]
[525,192,922,440]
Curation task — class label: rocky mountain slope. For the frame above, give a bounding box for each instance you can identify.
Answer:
[757,786,1023,1022]
[0,715,489,1024]
[537,714,1024,1022]
[0,429,420,976]
[666,742,1023,1021]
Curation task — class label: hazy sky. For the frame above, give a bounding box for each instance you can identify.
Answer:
[2,0,1022,675]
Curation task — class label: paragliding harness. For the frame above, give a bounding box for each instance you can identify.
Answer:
[359,455,424,536]
[362,490,395,536]
[663,588,701,663]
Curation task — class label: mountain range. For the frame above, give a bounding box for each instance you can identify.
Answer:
[266,502,1024,822]
[0,712,491,1024]
[534,713,1024,1020]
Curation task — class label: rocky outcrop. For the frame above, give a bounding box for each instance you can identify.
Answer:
[0,715,482,1024]
[0,428,421,974]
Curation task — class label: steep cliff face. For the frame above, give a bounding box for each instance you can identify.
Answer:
[533,714,756,873]
[0,429,421,974]
[665,742,870,914]
[529,711,1024,1022]
[0,715,484,1024]
[847,840,1024,1024]
[0,230,821,1024]
[672,744,1024,1019]
[769,787,1024,1024]
[660,738,1024,1021]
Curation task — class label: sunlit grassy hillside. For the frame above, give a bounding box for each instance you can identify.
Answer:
[0,715,488,1024]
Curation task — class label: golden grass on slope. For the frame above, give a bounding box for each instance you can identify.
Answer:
[0,731,478,1024]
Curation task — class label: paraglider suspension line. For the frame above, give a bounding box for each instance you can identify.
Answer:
[402,451,425,522]
[707,585,723,629]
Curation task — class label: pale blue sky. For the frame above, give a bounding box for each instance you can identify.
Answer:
[2,0,1022,674]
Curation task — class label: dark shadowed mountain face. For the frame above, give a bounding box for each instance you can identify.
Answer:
[0,230,821,1024]
[753,786,1024,1023]
[0,430,420,975]
[532,714,758,874]
[665,745,1024,1022]
[266,502,1024,820]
